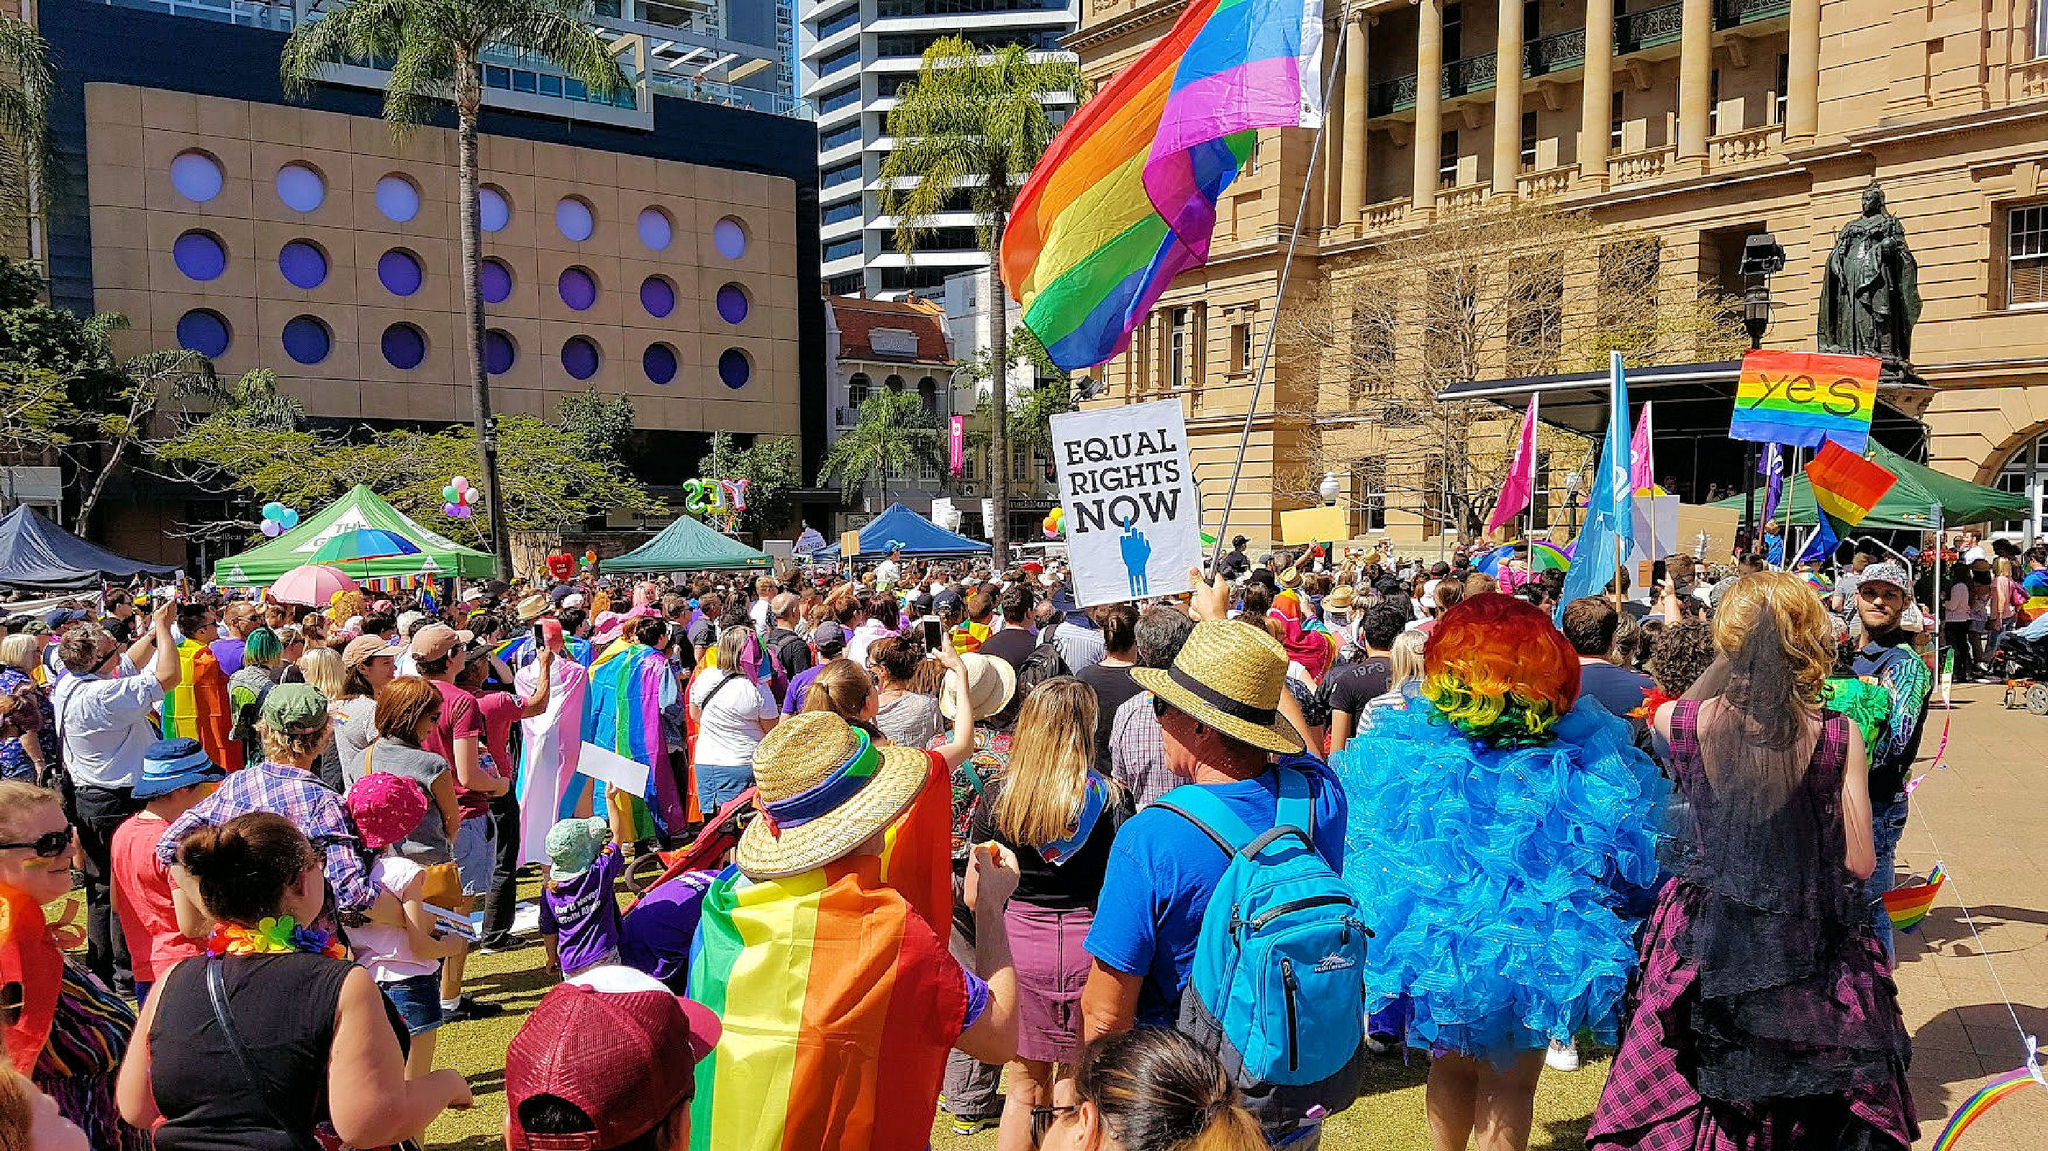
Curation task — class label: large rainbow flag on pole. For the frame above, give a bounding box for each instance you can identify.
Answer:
[1797,439,1899,563]
[1001,0,1326,371]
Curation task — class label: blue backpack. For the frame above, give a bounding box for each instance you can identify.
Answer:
[1154,765,1369,1140]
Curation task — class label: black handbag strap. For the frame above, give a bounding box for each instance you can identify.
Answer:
[205,957,321,1151]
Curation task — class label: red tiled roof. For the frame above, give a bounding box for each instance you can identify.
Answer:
[831,295,953,366]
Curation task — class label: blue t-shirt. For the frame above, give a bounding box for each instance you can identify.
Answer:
[1084,755,1348,1027]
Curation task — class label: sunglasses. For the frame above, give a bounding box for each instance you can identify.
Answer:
[1030,1104,1079,1146]
[0,827,73,858]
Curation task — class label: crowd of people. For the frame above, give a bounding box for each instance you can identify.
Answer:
[0,524,1959,1151]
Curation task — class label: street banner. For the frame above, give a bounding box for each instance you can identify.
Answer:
[1730,350,1881,451]
[1051,399,1201,607]
[949,415,965,476]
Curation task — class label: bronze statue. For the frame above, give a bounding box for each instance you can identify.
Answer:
[1819,182,1921,373]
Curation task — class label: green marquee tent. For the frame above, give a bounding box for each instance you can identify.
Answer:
[603,514,771,573]
[1710,442,2029,531]
[213,485,497,586]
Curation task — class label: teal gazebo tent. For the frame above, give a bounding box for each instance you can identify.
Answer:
[603,514,772,572]
[212,485,497,586]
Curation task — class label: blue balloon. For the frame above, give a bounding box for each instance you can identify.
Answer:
[279,509,299,529]
[262,502,284,520]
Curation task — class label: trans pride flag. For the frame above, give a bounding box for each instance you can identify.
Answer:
[584,643,685,840]
[1002,0,1324,370]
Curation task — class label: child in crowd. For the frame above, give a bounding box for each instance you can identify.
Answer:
[346,772,471,1079]
[540,817,626,979]
[109,738,224,1005]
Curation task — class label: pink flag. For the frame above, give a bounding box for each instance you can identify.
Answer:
[949,415,965,476]
[1486,396,1539,534]
[1629,402,1654,493]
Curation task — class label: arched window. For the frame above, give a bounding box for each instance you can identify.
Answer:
[884,374,906,393]
[1994,430,2048,539]
[917,376,940,415]
[848,372,871,406]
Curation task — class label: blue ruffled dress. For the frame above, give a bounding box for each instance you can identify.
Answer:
[1333,692,1668,1065]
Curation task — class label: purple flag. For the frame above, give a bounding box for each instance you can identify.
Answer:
[1760,443,1785,523]
[1486,396,1540,534]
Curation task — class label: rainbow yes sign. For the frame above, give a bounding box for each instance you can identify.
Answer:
[1729,350,1881,452]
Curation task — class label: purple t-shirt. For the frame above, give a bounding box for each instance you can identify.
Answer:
[780,664,826,715]
[619,869,715,991]
[539,845,626,974]
[210,637,246,677]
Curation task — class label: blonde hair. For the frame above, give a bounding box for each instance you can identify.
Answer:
[297,647,345,700]
[1712,572,1833,707]
[1386,629,1427,691]
[0,1064,36,1151]
[716,626,750,674]
[800,659,879,738]
[0,780,60,843]
[0,635,37,676]
[261,723,330,766]
[992,678,1101,848]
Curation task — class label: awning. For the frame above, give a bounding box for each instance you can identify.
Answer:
[818,502,990,559]
[213,485,496,586]
[0,505,179,591]
[603,514,773,572]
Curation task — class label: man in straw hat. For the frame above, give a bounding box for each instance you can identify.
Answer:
[1079,575,1350,1144]
[687,711,1022,1150]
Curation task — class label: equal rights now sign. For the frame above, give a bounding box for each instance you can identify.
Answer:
[1050,399,1203,608]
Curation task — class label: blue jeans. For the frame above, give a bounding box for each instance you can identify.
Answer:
[695,762,754,816]
[380,969,446,1035]
[1866,794,1910,960]
[454,817,495,897]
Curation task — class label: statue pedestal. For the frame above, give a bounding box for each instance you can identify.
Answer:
[1879,358,1928,390]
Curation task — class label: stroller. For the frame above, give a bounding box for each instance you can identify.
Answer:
[1989,631,2048,712]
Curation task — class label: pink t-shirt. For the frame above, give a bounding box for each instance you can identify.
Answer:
[111,810,203,984]
[474,689,522,787]
[426,679,491,819]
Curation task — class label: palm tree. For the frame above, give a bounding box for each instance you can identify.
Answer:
[879,36,1077,561]
[0,16,53,235]
[281,0,627,577]
[818,387,939,508]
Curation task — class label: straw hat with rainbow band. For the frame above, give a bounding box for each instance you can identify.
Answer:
[735,712,935,879]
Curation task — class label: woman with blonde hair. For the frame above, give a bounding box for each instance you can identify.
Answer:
[296,648,347,791]
[0,635,50,783]
[970,678,1132,1151]
[1590,573,1915,1151]
[1357,629,1428,734]
[1036,1028,1264,1151]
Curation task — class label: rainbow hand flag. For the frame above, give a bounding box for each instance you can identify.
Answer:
[1002,0,1325,371]
[1798,440,1898,564]
[1931,1064,2042,1151]
[1880,862,1946,934]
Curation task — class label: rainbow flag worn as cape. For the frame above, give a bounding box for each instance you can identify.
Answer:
[1001,0,1325,370]
[1881,862,1946,933]
[584,643,683,840]
[0,884,60,1074]
[161,639,241,771]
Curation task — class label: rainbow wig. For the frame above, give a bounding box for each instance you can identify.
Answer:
[1420,593,1581,748]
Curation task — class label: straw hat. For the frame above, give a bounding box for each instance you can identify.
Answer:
[735,712,933,879]
[515,593,552,623]
[1278,567,1303,590]
[939,652,1016,721]
[1324,585,1357,613]
[1131,619,1304,755]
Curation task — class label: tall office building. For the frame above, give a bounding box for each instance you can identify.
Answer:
[798,0,1080,299]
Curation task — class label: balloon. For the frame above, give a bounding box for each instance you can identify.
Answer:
[455,505,472,519]
[457,488,471,505]
[261,520,282,538]
[546,552,575,580]
[452,475,469,491]
[585,550,598,564]
[279,509,298,529]
[442,485,460,502]
[262,502,284,520]
[1051,507,1064,522]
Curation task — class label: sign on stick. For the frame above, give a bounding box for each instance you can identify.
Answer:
[1051,399,1201,608]
[1730,350,1881,451]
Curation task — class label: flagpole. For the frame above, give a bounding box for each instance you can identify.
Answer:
[1210,9,1349,571]
[1612,354,1628,615]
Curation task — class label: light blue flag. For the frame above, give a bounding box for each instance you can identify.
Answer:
[1557,353,1636,621]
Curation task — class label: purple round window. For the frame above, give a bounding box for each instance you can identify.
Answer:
[713,216,747,260]
[275,164,325,213]
[561,336,600,381]
[281,315,331,365]
[378,249,423,297]
[478,186,510,233]
[640,276,676,318]
[176,310,231,358]
[717,348,751,390]
[480,258,512,304]
[637,207,673,251]
[277,240,328,290]
[643,343,678,385]
[484,330,516,375]
[381,323,426,370]
[172,231,227,282]
[376,175,421,223]
[170,151,223,203]
[558,267,597,311]
[715,283,750,325]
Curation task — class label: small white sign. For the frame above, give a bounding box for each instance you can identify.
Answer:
[1051,399,1201,608]
[575,741,651,797]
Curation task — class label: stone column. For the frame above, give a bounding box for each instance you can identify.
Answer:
[1491,0,1525,195]
[1785,0,1820,141]
[1412,0,1444,216]
[1675,0,1714,168]
[1578,0,1616,186]
[1341,8,1370,222]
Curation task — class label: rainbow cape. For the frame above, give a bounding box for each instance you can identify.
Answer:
[583,643,684,840]
[161,639,240,771]
[0,884,60,1074]
[1881,862,1946,933]
[492,632,594,669]
[1001,0,1325,370]
[1932,1065,2041,1151]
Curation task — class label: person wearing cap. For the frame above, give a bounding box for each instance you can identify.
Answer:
[539,817,627,979]
[156,685,400,930]
[344,772,469,1078]
[1848,560,1932,958]
[506,966,720,1151]
[1218,535,1252,582]
[109,739,224,1004]
[332,634,403,786]
[687,711,1022,1151]
[875,544,905,595]
[408,623,505,1021]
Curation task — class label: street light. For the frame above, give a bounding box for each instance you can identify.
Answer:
[1737,233,1785,555]
[1318,472,1341,506]
[1565,469,1582,536]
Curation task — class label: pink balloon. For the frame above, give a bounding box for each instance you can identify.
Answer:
[452,475,469,491]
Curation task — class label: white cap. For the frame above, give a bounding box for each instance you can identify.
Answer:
[396,610,425,634]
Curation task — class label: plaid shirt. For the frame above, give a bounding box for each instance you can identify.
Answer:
[1109,691,1179,809]
[155,760,378,915]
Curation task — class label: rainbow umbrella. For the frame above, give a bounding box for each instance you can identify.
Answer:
[1473,544,1517,575]
[312,528,421,566]
[1529,541,1571,572]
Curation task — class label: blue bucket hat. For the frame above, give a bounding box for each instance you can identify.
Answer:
[133,737,224,799]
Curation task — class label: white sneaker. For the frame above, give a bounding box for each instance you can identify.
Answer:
[1545,1039,1581,1072]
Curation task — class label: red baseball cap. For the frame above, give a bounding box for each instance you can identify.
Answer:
[506,968,722,1150]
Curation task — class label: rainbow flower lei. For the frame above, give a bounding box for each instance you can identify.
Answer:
[205,915,346,960]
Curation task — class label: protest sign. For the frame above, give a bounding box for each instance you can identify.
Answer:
[1730,350,1880,451]
[839,530,862,558]
[1051,399,1201,608]
[576,741,651,797]
[1279,505,1348,546]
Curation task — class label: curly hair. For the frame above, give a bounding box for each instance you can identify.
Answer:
[1419,593,1580,748]
[1647,618,1718,698]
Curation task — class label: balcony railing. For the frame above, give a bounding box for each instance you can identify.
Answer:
[1516,165,1574,199]
[1610,144,1676,186]
[1436,184,1487,214]
[1618,1,1684,53]
[1707,123,1783,166]
[1367,74,1418,117]
[1715,0,1792,28]
[1524,28,1586,77]
[2015,58,2048,101]
[1363,199,1410,230]
[1444,55,1497,98]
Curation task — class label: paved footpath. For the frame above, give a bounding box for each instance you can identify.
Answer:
[1894,684,2048,1149]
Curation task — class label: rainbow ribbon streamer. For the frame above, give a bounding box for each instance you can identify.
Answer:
[1931,1063,2042,1151]
[1881,862,1946,934]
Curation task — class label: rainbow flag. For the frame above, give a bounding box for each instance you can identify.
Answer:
[1799,441,1898,564]
[1001,0,1325,371]
[1880,862,1946,933]
[584,643,684,839]
[161,639,241,771]
[1730,350,1881,451]
[1931,1065,2041,1151]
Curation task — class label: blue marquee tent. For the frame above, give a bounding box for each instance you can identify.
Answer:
[0,505,179,591]
[819,503,989,559]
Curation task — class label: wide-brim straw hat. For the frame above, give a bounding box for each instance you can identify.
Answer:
[1132,619,1304,755]
[939,652,1016,721]
[735,711,933,879]
[515,593,552,623]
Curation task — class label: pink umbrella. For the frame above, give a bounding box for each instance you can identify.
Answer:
[270,563,359,607]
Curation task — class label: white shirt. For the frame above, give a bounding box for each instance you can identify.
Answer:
[350,856,440,981]
[52,669,166,790]
[689,667,775,767]
[874,559,901,590]
[749,598,773,635]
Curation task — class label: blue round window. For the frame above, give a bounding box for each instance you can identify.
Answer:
[281,315,331,365]
[478,186,510,233]
[170,151,223,203]
[378,249,424,297]
[484,330,516,375]
[172,231,227,282]
[376,175,421,223]
[717,348,751,390]
[637,207,673,251]
[713,216,747,260]
[643,343,678,385]
[275,163,325,213]
[561,336,600,381]
[480,258,513,304]
[640,276,676,318]
[278,240,328,290]
[555,197,594,242]
[558,267,598,311]
[381,323,426,370]
[176,309,231,357]
[716,283,750,325]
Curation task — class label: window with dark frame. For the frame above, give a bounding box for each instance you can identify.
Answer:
[1775,53,1789,124]
[1439,130,1459,188]
[1520,111,1539,171]
[1353,459,1387,534]
[2008,202,2048,308]
[1610,91,1625,150]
